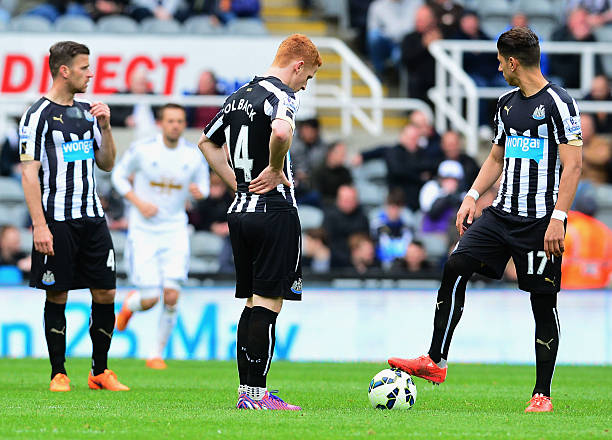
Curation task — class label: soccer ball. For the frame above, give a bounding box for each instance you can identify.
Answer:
[368,368,417,410]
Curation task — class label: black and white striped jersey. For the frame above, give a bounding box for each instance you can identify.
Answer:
[491,83,583,218]
[19,97,104,221]
[204,76,299,213]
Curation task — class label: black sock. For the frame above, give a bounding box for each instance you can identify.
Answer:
[246,306,278,389]
[428,254,477,363]
[237,306,252,386]
[530,293,559,397]
[90,302,115,376]
[44,301,67,379]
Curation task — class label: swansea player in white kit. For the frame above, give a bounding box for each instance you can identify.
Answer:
[389,27,583,413]
[199,34,321,410]
[112,104,209,369]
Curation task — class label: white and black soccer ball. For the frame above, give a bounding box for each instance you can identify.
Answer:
[368,368,417,410]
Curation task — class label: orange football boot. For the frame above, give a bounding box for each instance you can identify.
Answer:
[388,354,447,384]
[525,393,553,413]
[50,373,71,392]
[145,358,167,370]
[116,290,136,331]
[88,369,130,391]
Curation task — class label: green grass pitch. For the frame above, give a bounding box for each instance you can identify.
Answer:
[1,358,611,439]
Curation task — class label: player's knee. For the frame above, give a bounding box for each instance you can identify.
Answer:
[46,290,68,304]
[444,253,479,278]
[163,288,179,307]
[141,297,159,310]
[90,289,115,304]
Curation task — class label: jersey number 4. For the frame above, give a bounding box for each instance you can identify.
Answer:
[225,125,253,182]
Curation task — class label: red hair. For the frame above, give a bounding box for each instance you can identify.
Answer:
[272,34,322,68]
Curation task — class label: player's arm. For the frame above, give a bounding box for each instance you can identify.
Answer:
[91,101,116,172]
[111,146,158,218]
[189,158,210,200]
[543,143,582,259]
[248,119,292,194]
[22,161,53,256]
[198,134,237,192]
[456,143,505,235]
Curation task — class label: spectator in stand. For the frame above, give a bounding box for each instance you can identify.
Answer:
[419,160,464,233]
[85,0,129,21]
[401,4,442,102]
[323,185,370,269]
[188,70,221,128]
[366,0,423,78]
[175,0,219,22]
[312,141,353,207]
[566,0,612,28]
[549,7,604,89]
[188,172,234,233]
[392,239,432,273]
[349,0,375,54]
[129,0,183,21]
[18,0,89,22]
[291,118,327,204]
[110,67,157,139]
[501,13,549,76]
[439,130,479,191]
[0,117,20,179]
[427,0,463,38]
[370,188,414,270]
[410,109,441,158]
[302,227,331,274]
[217,0,261,23]
[0,225,31,272]
[580,113,611,184]
[348,233,380,274]
[583,74,612,134]
[353,123,437,212]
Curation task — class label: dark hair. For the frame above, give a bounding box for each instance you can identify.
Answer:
[386,187,405,207]
[156,103,186,120]
[49,41,90,77]
[497,27,540,67]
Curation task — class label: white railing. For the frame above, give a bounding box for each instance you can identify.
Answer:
[0,35,434,139]
[429,40,612,156]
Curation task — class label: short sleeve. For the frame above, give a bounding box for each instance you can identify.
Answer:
[19,105,47,162]
[267,92,299,131]
[548,90,583,147]
[492,99,506,146]
[203,108,227,148]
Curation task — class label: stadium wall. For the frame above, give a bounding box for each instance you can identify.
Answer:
[1,288,610,365]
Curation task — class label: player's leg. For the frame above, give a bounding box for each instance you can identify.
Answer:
[525,292,558,412]
[237,297,253,396]
[45,290,71,391]
[145,284,179,369]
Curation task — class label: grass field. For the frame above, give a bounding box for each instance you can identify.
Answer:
[1,358,611,439]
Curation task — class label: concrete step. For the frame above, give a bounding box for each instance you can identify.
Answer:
[262,6,307,19]
[265,20,327,36]
[319,114,409,130]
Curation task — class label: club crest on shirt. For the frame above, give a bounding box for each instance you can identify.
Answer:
[532,105,545,120]
[84,110,94,122]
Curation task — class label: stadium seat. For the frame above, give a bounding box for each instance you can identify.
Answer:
[0,204,27,226]
[226,18,268,35]
[140,17,181,34]
[97,15,138,33]
[594,184,612,209]
[529,18,557,41]
[517,0,557,19]
[298,205,324,230]
[18,228,32,253]
[594,26,612,42]
[0,177,24,203]
[418,232,449,260]
[191,231,224,257]
[183,15,220,34]
[479,0,514,19]
[481,17,509,39]
[189,256,220,273]
[54,15,95,33]
[8,15,52,32]
[353,159,386,184]
[596,208,612,229]
[355,181,387,207]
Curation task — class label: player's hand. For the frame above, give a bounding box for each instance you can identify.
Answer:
[137,201,158,218]
[248,166,291,194]
[90,102,111,130]
[544,219,565,260]
[456,196,476,236]
[33,224,54,256]
[189,183,204,200]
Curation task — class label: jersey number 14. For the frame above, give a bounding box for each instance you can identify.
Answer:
[225,125,253,182]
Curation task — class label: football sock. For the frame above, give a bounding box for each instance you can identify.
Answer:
[44,301,67,379]
[428,254,479,364]
[126,291,144,312]
[246,306,278,389]
[152,303,177,359]
[530,293,559,397]
[247,386,267,401]
[90,302,115,376]
[238,384,247,396]
[237,306,252,386]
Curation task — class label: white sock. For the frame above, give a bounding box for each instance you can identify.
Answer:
[437,358,448,368]
[238,384,247,396]
[126,291,143,312]
[151,304,177,359]
[247,386,267,401]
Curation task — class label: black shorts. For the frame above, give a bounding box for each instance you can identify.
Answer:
[453,207,563,294]
[30,218,116,291]
[228,210,302,301]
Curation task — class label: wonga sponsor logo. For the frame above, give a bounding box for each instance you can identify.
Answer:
[505,135,545,161]
[62,139,94,162]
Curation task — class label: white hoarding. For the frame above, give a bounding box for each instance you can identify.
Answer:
[0,287,610,364]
